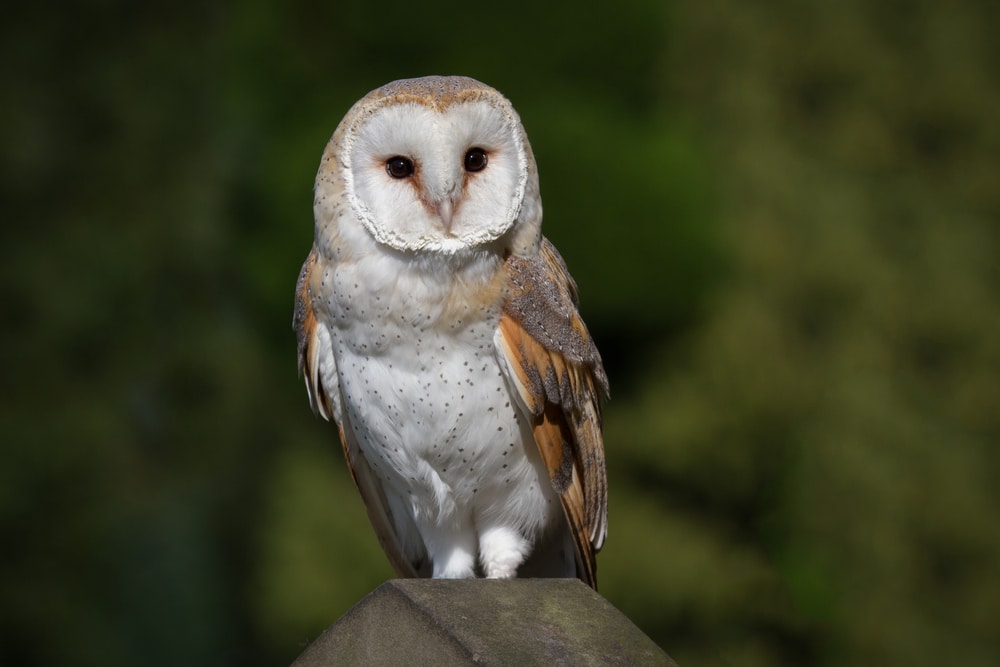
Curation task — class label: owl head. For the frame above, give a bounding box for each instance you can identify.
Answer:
[315,76,543,257]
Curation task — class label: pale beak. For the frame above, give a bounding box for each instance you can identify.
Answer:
[435,198,455,232]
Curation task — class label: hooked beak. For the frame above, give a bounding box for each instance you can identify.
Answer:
[435,197,456,233]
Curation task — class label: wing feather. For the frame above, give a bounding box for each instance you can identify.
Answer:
[294,248,423,578]
[294,250,333,420]
[496,237,609,588]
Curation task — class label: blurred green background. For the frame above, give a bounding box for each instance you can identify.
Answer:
[3,1,999,665]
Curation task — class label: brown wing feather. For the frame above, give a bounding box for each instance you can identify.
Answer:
[294,248,422,579]
[497,237,609,589]
[294,249,333,420]
[532,404,597,586]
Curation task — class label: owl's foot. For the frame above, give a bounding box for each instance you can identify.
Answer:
[427,529,478,579]
[479,525,530,579]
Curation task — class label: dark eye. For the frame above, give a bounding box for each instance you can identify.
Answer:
[386,156,414,179]
[464,147,488,173]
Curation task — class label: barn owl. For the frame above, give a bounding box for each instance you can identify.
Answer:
[293,76,608,588]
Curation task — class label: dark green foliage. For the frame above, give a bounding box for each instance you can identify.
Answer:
[2,1,998,665]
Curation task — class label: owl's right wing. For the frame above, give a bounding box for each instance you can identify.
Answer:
[294,249,336,420]
[294,248,423,578]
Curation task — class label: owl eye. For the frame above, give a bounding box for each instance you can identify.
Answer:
[464,147,488,173]
[386,156,414,179]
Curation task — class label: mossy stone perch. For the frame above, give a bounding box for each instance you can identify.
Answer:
[291,579,675,666]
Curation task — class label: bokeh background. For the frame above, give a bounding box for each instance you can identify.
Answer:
[3,1,999,665]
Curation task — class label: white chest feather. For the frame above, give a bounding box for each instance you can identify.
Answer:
[318,249,558,540]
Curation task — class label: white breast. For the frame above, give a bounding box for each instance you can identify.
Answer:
[319,246,562,575]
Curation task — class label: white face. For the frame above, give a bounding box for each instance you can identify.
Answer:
[342,100,528,254]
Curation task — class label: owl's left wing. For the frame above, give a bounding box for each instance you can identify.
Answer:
[494,237,609,589]
[295,249,423,579]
